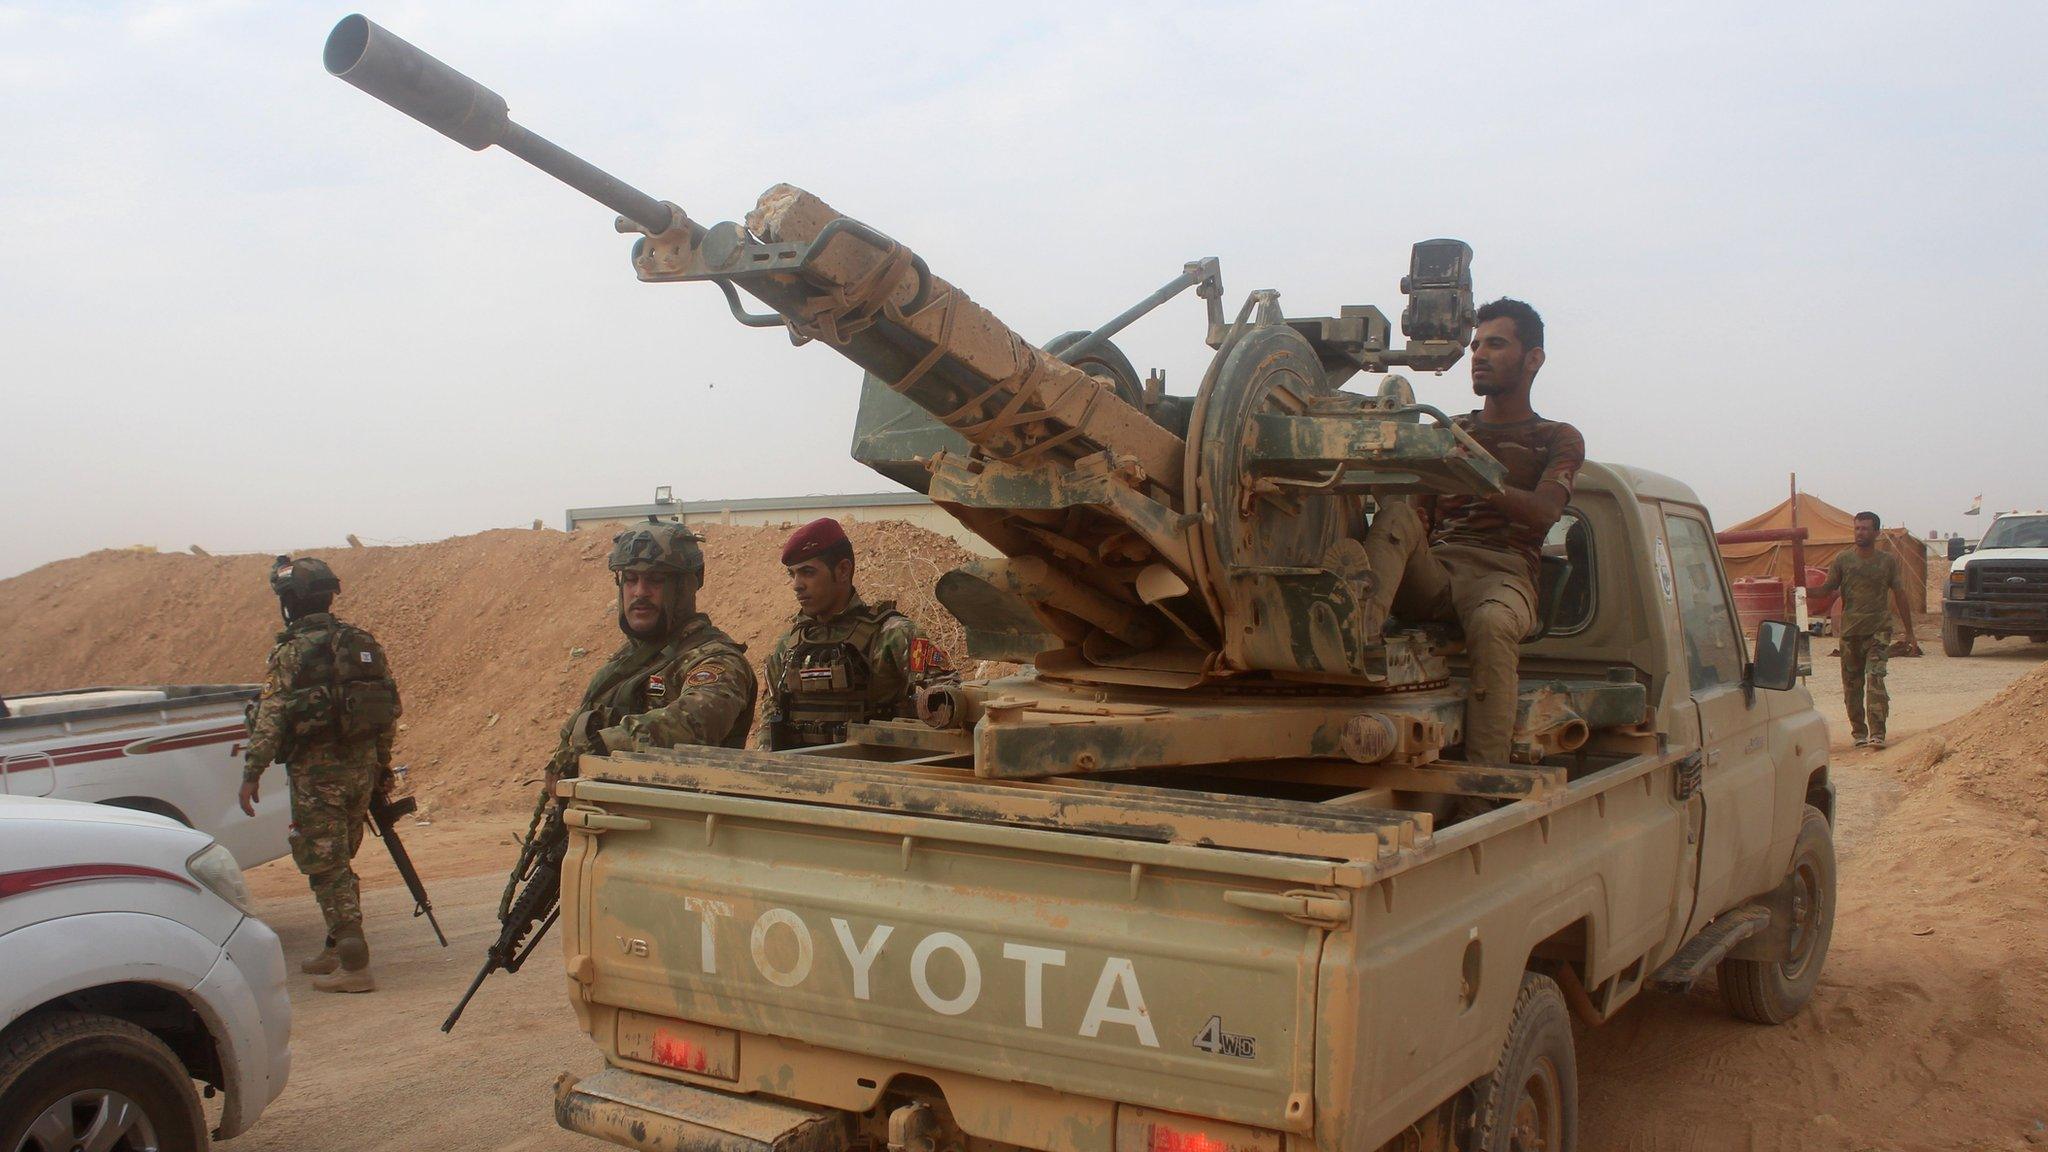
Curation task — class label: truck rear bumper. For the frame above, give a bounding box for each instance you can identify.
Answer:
[555,1069,848,1152]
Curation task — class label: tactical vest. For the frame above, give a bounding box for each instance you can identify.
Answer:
[771,602,905,750]
[566,617,753,765]
[278,617,402,746]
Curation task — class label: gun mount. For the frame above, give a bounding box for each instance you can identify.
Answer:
[326,15,1509,707]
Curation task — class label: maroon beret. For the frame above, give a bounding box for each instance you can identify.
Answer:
[781,518,851,566]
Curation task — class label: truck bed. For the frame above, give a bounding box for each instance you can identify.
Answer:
[561,729,1662,1146]
[1,684,282,868]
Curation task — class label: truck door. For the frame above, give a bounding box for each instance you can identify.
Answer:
[1663,510,1777,933]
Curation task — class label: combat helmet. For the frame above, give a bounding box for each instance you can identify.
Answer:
[608,519,705,579]
[270,555,340,599]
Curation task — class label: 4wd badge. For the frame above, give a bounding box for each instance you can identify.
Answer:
[1192,1016,1257,1060]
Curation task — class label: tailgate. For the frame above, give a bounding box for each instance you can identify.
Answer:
[562,772,1355,1130]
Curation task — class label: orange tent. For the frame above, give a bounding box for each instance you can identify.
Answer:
[1718,492,1929,612]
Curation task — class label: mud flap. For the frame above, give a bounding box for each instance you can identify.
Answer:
[555,1069,848,1152]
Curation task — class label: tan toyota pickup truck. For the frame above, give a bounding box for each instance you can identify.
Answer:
[308,21,1832,1147]
[546,462,1834,1152]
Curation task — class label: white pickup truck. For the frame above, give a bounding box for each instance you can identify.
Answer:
[1943,509,2048,655]
[0,686,289,869]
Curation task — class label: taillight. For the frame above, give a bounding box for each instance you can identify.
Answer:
[1116,1107,1281,1152]
[614,1010,739,1081]
[1150,1128,1228,1152]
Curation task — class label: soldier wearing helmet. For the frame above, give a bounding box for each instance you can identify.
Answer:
[758,518,951,750]
[541,518,755,789]
[238,555,402,993]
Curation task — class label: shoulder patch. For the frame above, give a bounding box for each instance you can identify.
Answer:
[685,667,721,686]
[908,636,949,673]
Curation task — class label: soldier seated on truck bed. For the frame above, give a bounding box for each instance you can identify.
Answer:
[758,518,953,750]
[1361,298,1585,765]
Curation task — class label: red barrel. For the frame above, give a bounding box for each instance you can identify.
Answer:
[1733,576,1788,639]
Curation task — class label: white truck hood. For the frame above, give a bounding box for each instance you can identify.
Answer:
[1955,548,2048,569]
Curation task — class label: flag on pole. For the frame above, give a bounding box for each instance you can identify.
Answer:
[1963,494,1983,516]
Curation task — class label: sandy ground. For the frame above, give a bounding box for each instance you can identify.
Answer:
[207,634,2048,1152]
[221,809,602,1151]
[1802,620,2042,752]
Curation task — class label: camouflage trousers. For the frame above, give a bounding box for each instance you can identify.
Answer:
[288,765,373,938]
[1840,627,1893,741]
[1361,502,1536,764]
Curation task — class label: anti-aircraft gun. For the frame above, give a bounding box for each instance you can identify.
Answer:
[326,16,1626,794]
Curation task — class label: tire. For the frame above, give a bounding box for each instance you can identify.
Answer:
[1471,973,1577,1152]
[1940,618,1975,657]
[1719,804,1836,1025]
[0,1011,207,1152]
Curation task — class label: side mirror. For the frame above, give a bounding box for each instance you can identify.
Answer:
[1750,619,1800,692]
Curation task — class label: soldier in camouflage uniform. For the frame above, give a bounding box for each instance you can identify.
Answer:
[758,519,951,750]
[1361,299,1584,765]
[543,520,756,789]
[1819,510,1921,748]
[238,556,401,993]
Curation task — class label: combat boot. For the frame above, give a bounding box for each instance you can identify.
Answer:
[299,940,340,975]
[311,930,375,993]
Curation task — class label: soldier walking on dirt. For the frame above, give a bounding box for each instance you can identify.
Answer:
[543,519,756,787]
[1359,299,1585,765]
[758,518,952,750]
[239,556,402,993]
[1820,511,1920,748]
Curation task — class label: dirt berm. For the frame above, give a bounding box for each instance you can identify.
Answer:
[0,524,983,814]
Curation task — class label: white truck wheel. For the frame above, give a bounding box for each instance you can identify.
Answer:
[0,1011,207,1152]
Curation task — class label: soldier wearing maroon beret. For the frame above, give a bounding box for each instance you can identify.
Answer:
[758,518,951,750]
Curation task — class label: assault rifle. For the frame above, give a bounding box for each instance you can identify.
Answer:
[441,790,568,1032]
[367,792,447,947]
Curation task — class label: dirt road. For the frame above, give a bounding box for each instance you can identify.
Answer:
[222,824,600,1152]
[1804,627,2042,751]
[218,640,2048,1152]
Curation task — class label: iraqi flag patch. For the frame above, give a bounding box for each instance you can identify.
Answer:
[646,673,666,702]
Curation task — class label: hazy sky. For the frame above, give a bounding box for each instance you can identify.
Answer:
[3,1,2044,579]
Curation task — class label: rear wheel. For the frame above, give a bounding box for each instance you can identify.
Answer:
[1720,805,1836,1024]
[1940,618,1975,657]
[0,1011,206,1152]
[1472,973,1577,1152]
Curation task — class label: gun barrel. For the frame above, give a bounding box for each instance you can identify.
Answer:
[324,14,675,235]
[442,962,493,1033]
